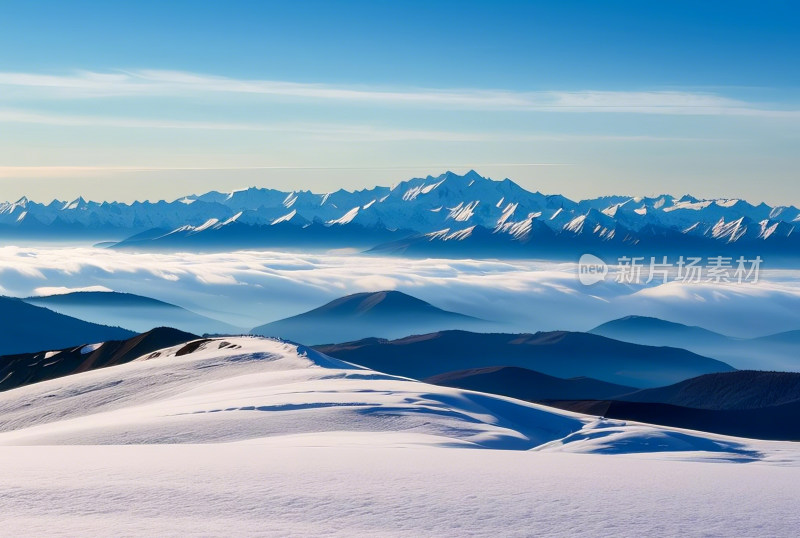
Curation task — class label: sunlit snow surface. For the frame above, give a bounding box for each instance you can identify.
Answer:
[1,337,798,536]
[3,444,799,537]
[0,337,586,448]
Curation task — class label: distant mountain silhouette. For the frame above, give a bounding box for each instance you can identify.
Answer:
[0,296,135,356]
[315,330,735,387]
[426,366,636,401]
[0,327,198,392]
[251,291,488,344]
[591,315,730,346]
[590,315,800,371]
[25,291,241,335]
[754,330,800,345]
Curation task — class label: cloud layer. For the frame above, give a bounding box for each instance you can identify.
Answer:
[1,246,799,337]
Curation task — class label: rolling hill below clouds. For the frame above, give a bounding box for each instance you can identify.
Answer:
[426,366,637,401]
[24,291,242,335]
[315,329,735,387]
[0,296,135,356]
[590,315,800,371]
[251,290,491,344]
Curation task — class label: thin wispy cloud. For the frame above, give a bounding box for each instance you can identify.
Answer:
[0,108,712,142]
[0,69,797,117]
[0,108,493,140]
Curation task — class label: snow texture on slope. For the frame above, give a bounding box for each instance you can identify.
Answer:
[0,336,794,466]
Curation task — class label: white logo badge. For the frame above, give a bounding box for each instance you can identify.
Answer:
[578,254,608,285]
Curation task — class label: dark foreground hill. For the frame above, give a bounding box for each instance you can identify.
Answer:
[315,330,735,388]
[0,327,198,392]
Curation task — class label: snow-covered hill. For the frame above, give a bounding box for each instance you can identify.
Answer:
[0,336,584,448]
[0,336,789,458]
[1,336,799,536]
[2,171,798,256]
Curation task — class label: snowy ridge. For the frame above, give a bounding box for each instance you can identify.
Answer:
[711,217,748,242]
[79,342,104,355]
[2,171,799,253]
[402,178,444,201]
[327,207,360,225]
[0,336,793,463]
[0,336,579,448]
[496,202,518,226]
[447,200,479,222]
[271,209,297,225]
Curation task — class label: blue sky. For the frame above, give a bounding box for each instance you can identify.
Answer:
[0,0,798,203]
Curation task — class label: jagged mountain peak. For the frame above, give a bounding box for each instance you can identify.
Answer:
[61,196,89,210]
[2,172,800,256]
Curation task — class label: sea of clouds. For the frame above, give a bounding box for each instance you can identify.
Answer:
[1,246,799,336]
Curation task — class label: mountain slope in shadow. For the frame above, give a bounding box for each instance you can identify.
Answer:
[544,399,800,441]
[754,330,800,345]
[591,315,730,346]
[541,370,800,441]
[0,296,135,356]
[426,366,636,401]
[25,291,242,335]
[252,291,490,345]
[590,315,800,371]
[315,330,735,388]
[618,370,800,410]
[0,326,198,392]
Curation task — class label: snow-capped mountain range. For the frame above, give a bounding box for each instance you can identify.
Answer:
[2,170,798,257]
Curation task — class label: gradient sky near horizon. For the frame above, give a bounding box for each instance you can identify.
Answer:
[0,0,798,204]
